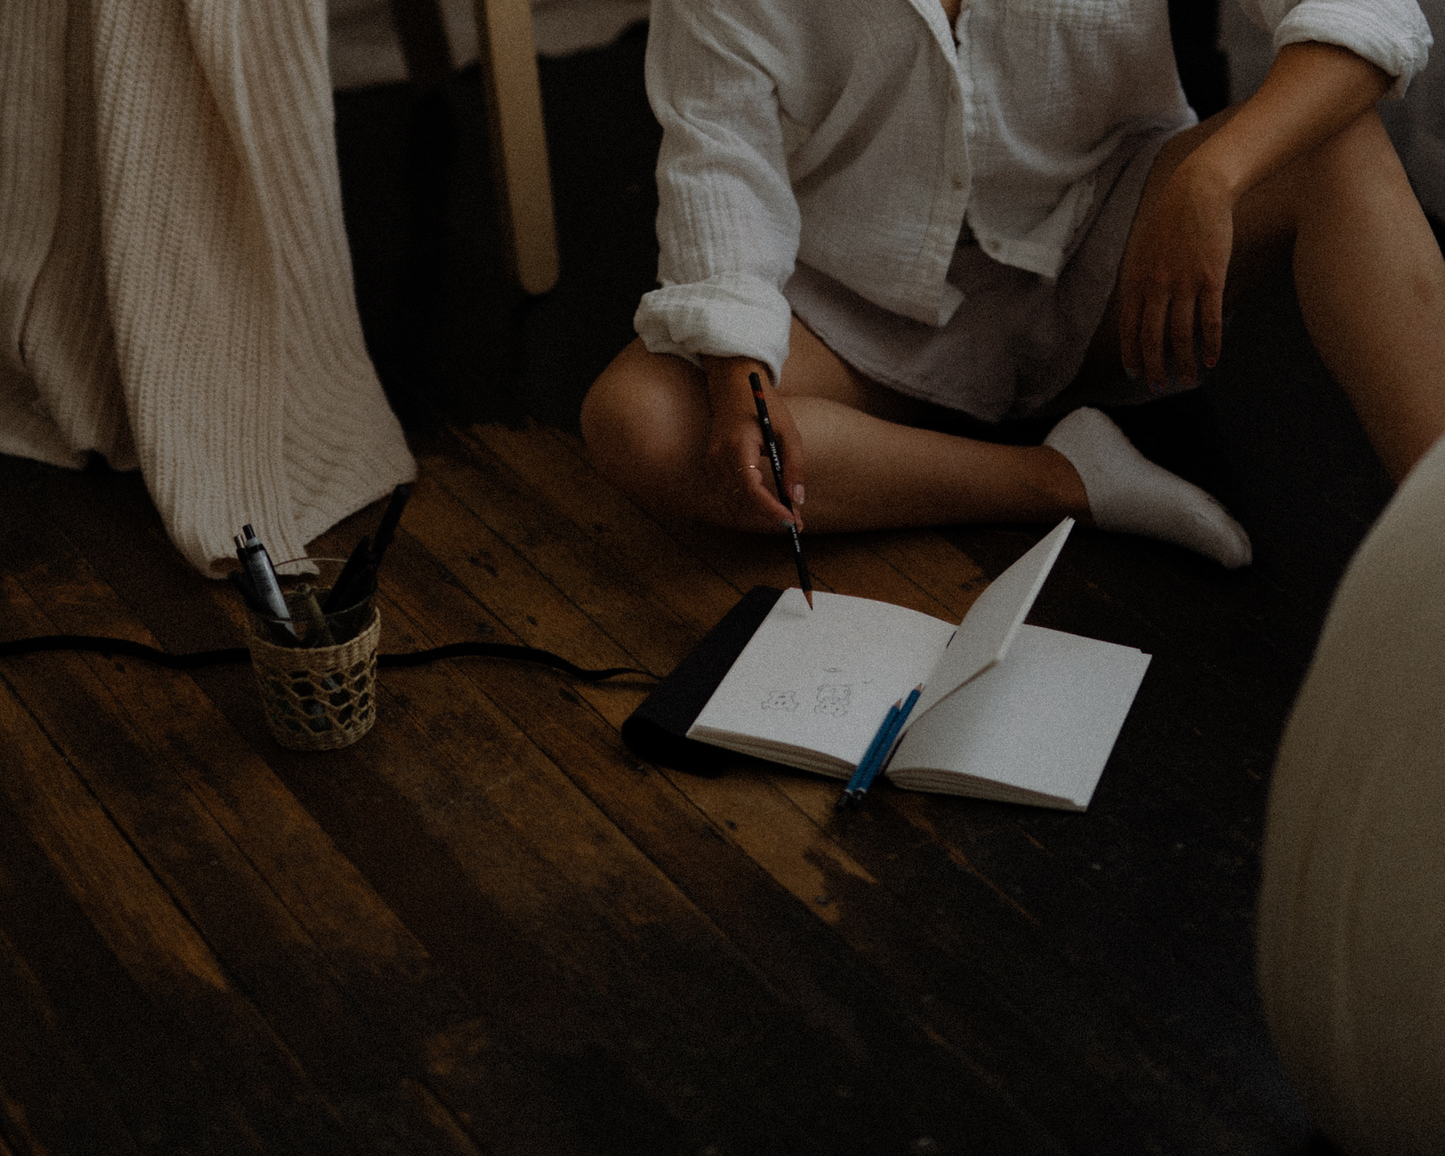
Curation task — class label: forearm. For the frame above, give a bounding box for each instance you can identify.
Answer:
[642,0,801,385]
[1180,41,1391,206]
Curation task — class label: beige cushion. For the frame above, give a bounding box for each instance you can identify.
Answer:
[1259,430,1445,1154]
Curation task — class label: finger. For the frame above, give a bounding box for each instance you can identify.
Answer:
[754,389,807,529]
[710,433,768,517]
[752,461,803,531]
[728,453,789,524]
[1140,286,1171,391]
[773,427,807,531]
[742,463,798,531]
[1169,286,1199,388]
[1200,281,1225,370]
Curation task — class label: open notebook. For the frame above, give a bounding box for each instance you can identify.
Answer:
[623,520,1150,810]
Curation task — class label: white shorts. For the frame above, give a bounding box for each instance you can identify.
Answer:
[784,127,1187,424]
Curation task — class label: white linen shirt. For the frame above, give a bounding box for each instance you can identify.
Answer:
[634,0,1431,387]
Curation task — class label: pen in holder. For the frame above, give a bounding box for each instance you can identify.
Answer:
[243,558,381,751]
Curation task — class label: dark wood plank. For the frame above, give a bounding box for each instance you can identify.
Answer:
[468,420,746,627]
[454,424,1309,1150]
[397,427,1303,1151]
[0,496,612,1154]
[344,524,1073,1153]
[0,662,337,1155]
[0,565,487,1155]
[417,425,712,675]
[0,414,1313,1153]
[16,466,1010,1152]
[4,493,652,1154]
[0,921,140,1156]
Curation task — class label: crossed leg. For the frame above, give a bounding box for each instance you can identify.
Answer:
[583,318,1090,534]
[581,104,1445,555]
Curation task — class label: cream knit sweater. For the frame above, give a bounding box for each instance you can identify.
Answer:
[0,0,416,575]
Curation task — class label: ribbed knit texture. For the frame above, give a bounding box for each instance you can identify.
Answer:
[0,0,415,575]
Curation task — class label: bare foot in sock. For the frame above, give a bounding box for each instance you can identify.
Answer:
[1043,408,1251,568]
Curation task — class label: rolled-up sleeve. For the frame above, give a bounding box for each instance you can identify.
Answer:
[1239,0,1432,98]
[633,0,801,385]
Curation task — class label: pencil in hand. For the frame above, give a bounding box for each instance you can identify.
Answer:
[749,372,813,608]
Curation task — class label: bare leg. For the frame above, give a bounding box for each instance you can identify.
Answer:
[1089,105,1445,484]
[1292,115,1445,479]
[582,317,1253,563]
[581,318,1088,534]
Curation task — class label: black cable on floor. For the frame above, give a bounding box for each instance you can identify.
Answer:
[0,635,654,683]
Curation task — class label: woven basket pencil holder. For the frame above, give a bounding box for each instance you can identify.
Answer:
[248,607,381,751]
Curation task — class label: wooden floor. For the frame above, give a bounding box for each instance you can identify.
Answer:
[0,393,1380,1155]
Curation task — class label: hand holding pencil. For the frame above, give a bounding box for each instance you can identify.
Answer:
[749,373,813,608]
[697,357,812,604]
[700,356,807,534]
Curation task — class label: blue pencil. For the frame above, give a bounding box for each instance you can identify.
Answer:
[847,684,923,805]
[838,699,901,807]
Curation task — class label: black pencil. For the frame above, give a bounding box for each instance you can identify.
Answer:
[370,483,412,565]
[749,372,813,609]
[322,534,371,614]
[322,483,412,613]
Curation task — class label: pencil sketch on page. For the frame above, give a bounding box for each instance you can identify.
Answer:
[813,684,852,717]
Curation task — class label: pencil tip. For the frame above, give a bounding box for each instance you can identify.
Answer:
[804,589,814,609]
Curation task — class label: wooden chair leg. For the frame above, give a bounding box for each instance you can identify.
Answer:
[472,0,560,295]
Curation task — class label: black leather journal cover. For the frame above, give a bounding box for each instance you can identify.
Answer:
[620,586,785,773]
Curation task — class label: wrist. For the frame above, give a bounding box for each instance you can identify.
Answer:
[1174,146,1240,212]
[702,354,769,413]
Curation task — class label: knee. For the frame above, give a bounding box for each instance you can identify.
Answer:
[1302,108,1409,206]
[579,368,649,491]
[1321,106,1394,162]
[580,340,707,502]
[579,365,631,482]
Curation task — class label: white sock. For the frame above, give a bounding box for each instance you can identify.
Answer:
[1044,408,1252,569]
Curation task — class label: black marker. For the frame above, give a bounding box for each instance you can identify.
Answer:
[324,484,411,613]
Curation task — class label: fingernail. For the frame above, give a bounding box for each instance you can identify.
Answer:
[791,483,805,507]
[1203,355,1218,369]
[779,517,796,530]
[1124,366,1138,381]
[1150,379,1166,396]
